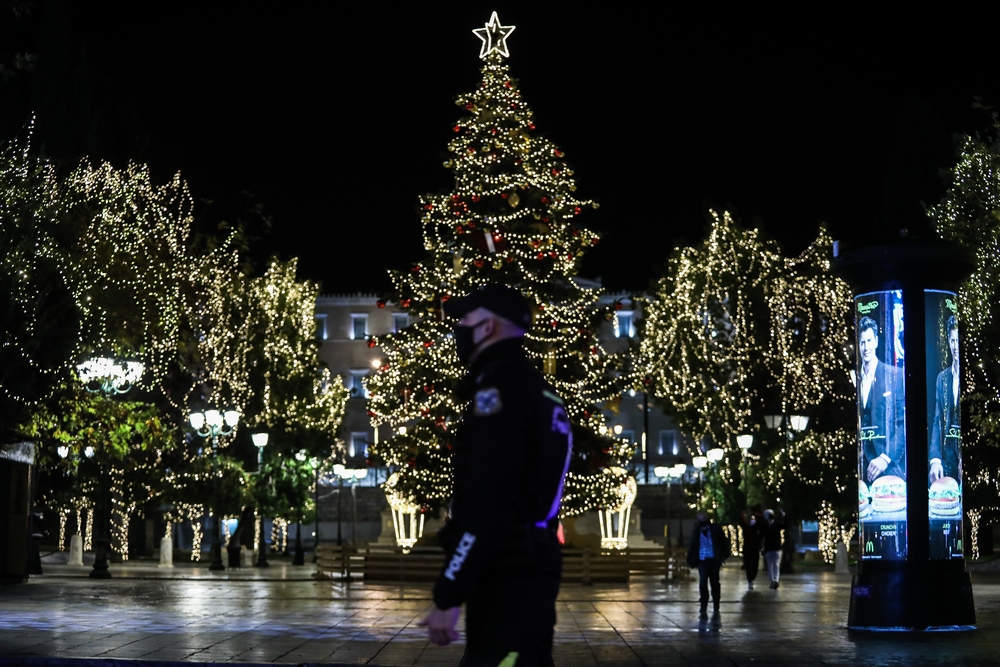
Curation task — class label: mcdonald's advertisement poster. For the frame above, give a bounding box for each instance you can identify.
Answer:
[856,291,907,560]
[925,290,963,559]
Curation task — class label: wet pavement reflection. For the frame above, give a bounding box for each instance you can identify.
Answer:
[1,561,998,666]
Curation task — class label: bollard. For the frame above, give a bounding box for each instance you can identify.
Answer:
[68,533,84,566]
[241,548,254,568]
[158,536,173,568]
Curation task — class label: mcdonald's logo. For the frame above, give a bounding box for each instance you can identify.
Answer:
[866,540,875,553]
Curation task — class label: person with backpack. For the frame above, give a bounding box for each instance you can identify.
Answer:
[686,511,731,617]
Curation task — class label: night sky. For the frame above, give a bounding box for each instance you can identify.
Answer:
[4,4,998,293]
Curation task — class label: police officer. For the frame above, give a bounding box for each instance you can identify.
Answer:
[419,283,573,667]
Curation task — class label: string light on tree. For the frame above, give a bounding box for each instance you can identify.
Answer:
[366,12,631,524]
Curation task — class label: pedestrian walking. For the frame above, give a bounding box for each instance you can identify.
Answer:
[762,508,785,589]
[419,283,573,667]
[686,511,730,618]
[29,505,47,575]
[740,505,763,590]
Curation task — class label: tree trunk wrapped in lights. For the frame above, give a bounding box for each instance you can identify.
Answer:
[366,16,631,526]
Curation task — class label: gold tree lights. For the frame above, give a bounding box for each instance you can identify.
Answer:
[931,133,1000,526]
[641,211,855,523]
[366,13,631,518]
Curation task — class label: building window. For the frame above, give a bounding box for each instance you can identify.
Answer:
[315,313,328,341]
[659,430,677,456]
[615,311,635,338]
[349,432,368,459]
[393,312,409,333]
[348,370,369,398]
[350,314,368,341]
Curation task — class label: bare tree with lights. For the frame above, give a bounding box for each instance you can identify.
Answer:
[366,13,631,519]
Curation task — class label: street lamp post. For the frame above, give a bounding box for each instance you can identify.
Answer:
[312,457,320,564]
[188,408,240,571]
[76,356,144,579]
[292,450,307,566]
[251,432,269,567]
[333,466,367,545]
[333,463,344,546]
[737,434,753,492]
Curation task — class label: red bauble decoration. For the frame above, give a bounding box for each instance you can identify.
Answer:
[572,229,580,237]
[541,197,549,204]
[423,203,434,210]
[583,410,592,419]
[366,410,377,418]
[532,239,541,249]
[468,221,476,228]
[367,338,377,348]
[614,301,623,310]
[554,149,563,157]
[465,103,473,110]
[551,168,560,176]
[548,251,557,258]
[506,256,514,263]
[451,194,461,201]
[550,320,558,328]
[537,303,545,311]
[529,123,536,129]
[441,294,451,302]
[474,259,485,268]
[471,194,480,202]
[424,384,435,394]
[501,193,508,199]
[453,125,460,133]
[422,340,433,348]
[504,81,512,89]
[456,224,465,234]
[542,216,550,223]
[376,299,386,309]
[401,299,411,307]
[574,206,582,215]
[411,265,421,273]
[591,237,599,245]
[590,346,599,355]
[536,252,545,260]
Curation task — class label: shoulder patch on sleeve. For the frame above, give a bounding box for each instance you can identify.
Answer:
[474,387,502,416]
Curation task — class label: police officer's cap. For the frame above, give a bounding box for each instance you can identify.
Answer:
[444,283,532,329]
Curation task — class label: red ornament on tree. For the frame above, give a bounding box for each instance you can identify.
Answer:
[377,299,386,309]
[401,299,411,308]
[471,194,480,202]
[453,125,461,133]
[474,259,485,267]
[367,338,377,349]
[422,340,433,348]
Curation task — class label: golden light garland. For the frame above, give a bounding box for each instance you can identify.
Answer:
[366,43,632,516]
[930,133,1000,527]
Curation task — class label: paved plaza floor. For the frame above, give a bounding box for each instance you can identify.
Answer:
[1,558,999,666]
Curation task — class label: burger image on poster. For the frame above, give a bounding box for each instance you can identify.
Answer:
[869,475,906,514]
[859,479,873,519]
[929,476,962,517]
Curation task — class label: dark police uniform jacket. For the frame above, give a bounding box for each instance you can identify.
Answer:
[433,338,572,611]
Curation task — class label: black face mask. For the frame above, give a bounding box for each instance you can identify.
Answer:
[454,319,488,364]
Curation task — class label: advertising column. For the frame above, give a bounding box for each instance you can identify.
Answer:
[837,238,975,631]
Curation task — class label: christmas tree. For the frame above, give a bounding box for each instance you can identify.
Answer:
[366,12,631,518]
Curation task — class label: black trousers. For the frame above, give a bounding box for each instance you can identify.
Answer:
[698,558,721,608]
[461,571,559,667]
[743,551,759,583]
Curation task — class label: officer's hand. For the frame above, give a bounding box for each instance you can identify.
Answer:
[418,605,460,646]
[929,461,944,482]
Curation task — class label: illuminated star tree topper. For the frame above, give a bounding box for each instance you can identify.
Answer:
[473,11,515,59]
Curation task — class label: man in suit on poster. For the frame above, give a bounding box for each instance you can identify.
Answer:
[858,315,906,483]
[929,315,961,482]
